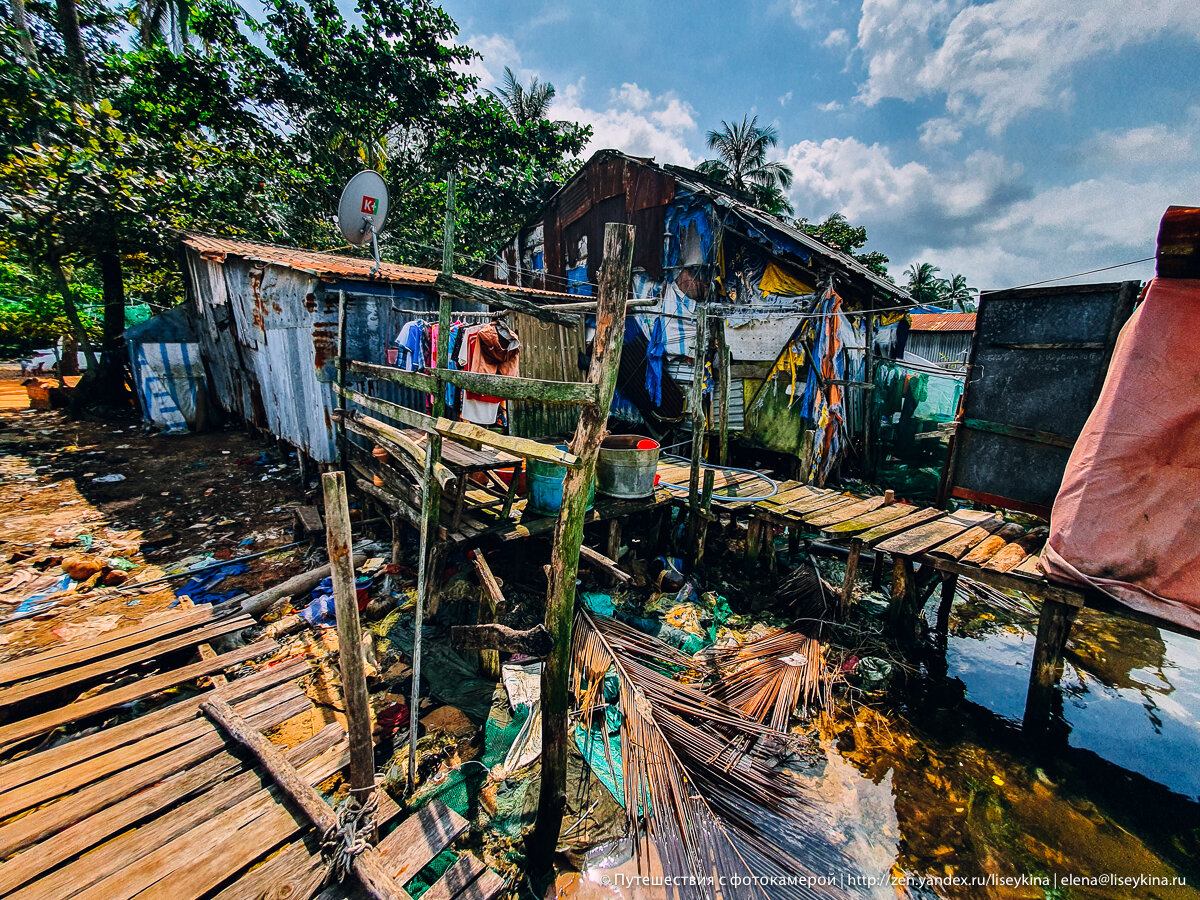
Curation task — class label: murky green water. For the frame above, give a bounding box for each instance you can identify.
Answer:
[824,584,1200,898]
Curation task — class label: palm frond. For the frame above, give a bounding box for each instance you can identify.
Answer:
[710,629,834,731]
[572,610,850,899]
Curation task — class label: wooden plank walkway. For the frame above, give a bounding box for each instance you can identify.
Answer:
[0,610,507,900]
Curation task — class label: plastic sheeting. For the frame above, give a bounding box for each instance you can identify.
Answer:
[130,342,204,433]
[1043,277,1200,631]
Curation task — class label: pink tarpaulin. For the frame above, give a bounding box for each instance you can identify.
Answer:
[1043,277,1200,631]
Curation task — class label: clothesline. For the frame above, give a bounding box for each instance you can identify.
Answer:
[390,306,499,319]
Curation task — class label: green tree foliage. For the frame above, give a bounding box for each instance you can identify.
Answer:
[0,0,589,387]
[794,212,892,279]
[697,115,794,217]
[904,262,977,309]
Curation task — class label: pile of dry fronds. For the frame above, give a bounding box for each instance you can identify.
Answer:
[572,610,849,899]
[710,629,833,730]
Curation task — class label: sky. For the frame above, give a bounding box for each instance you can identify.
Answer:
[435,0,1200,290]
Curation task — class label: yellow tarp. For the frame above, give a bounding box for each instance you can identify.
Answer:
[759,262,815,297]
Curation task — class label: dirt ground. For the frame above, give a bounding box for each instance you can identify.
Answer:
[0,371,310,658]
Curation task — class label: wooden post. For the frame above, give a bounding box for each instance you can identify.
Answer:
[408,172,456,792]
[745,517,763,566]
[1023,595,1081,734]
[716,317,730,466]
[863,312,875,478]
[935,571,958,634]
[337,290,348,468]
[887,555,917,638]
[470,551,503,680]
[321,472,375,807]
[531,223,634,869]
[605,519,622,587]
[693,469,715,568]
[201,699,410,900]
[839,539,862,618]
[685,304,709,554]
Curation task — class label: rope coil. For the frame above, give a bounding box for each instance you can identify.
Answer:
[320,788,378,881]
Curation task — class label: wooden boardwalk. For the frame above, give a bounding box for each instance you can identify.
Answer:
[0,608,504,900]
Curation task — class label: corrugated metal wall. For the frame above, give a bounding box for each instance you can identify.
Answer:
[508,311,588,439]
[905,331,972,369]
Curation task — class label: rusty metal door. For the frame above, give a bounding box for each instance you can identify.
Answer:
[942,280,1139,516]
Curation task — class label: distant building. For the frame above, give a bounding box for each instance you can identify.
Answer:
[905,312,975,370]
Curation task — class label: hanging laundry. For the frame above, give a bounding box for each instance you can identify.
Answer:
[645,317,666,405]
[394,320,425,371]
[459,320,520,425]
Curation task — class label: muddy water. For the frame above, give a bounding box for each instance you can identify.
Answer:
[824,586,1200,898]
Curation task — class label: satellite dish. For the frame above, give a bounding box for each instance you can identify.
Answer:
[337,170,389,273]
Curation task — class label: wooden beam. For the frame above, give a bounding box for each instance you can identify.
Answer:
[449,623,551,656]
[1023,598,1079,734]
[347,359,438,395]
[235,555,366,619]
[201,699,411,900]
[470,551,503,680]
[716,318,730,465]
[433,272,581,326]
[531,222,634,870]
[335,410,455,491]
[321,472,375,806]
[429,368,598,406]
[578,544,631,585]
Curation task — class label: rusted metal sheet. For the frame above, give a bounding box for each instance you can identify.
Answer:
[909,312,975,332]
[943,281,1139,515]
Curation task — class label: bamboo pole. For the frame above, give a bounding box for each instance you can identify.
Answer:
[470,551,503,680]
[321,471,375,807]
[201,698,410,900]
[530,223,634,868]
[685,303,709,561]
[716,317,730,466]
[337,290,348,468]
[408,171,456,792]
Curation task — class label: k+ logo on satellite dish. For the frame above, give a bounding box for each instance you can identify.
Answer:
[361,195,378,216]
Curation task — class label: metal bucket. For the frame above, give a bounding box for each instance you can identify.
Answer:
[596,435,660,499]
[526,445,594,516]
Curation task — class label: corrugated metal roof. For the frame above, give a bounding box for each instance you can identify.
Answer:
[909,312,977,332]
[182,233,577,300]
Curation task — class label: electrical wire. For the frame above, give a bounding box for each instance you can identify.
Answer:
[994,256,1155,291]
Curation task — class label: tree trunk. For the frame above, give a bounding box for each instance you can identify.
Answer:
[99,250,125,355]
[9,0,40,66]
[529,223,634,872]
[48,256,98,370]
[55,0,93,102]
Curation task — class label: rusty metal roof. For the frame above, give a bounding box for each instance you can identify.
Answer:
[182,233,577,300]
[909,312,976,332]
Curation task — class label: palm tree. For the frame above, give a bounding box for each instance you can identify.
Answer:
[130,0,191,51]
[697,115,794,216]
[943,273,976,311]
[905,262,947,306]
[493,67,556,128]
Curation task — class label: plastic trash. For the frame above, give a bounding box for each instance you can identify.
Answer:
[92,474,125,483]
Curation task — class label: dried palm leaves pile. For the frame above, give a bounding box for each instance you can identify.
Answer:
[710,629,833,731]
[572,609,849,900]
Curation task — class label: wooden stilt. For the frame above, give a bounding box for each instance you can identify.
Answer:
[887,555,917,636]
[716,318,730,466]
[1024,595,1081,733]
[685,304,709,554]
[870,549,884,590]
[606,519,622,587]
[935,571,959,634]
[320,472,375,808]
[839,539,862,618]
[200,699,408,900]
[745,517,763,566]
[693,469,715,569]
[470,551,503,681]
[531,223,634,870]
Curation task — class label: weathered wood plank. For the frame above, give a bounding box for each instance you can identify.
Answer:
[858,508,945,545]
[961,523,1026,565]
[0,691,309,864]
[0,638,277,752]
[375,801,470,885]
[759,484,826,507]
[779,492,856,516]
[455,870,506,900]
[0,609,213,686]
[336,411,456,491]
[822,503,914,537]
[984,529,1048,572]
[0,680,304,821]
[0,615,255,710]
[63,743,354,900]
[926,521,1002,559]
[1013,552,1045,578]
[419,853,487,900]
[875,510,998,557]
[804,496,885,528]
[347,360,438,395]
[450,623,551,656]
[431,368,598,405]
[0,723,343,899]
[0,658,308,795]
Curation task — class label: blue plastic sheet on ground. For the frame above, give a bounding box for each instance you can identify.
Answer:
[8,573,74,621]
[299,575,371,626]
[175,562,248,605]
[579,592,615,617]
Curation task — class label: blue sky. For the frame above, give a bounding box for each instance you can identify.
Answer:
[437,0,1200,290]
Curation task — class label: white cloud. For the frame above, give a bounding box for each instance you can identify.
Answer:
[919,117,962,147]
[457,33,527,92]
[855,0,1200,134]
[822,28,850,48]
[779,91,794,107]
[551,81,700,166]
[1086,120,1196,167]
[818,100,843,112]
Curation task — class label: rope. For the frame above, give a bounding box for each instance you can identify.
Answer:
[320,787,379,881]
